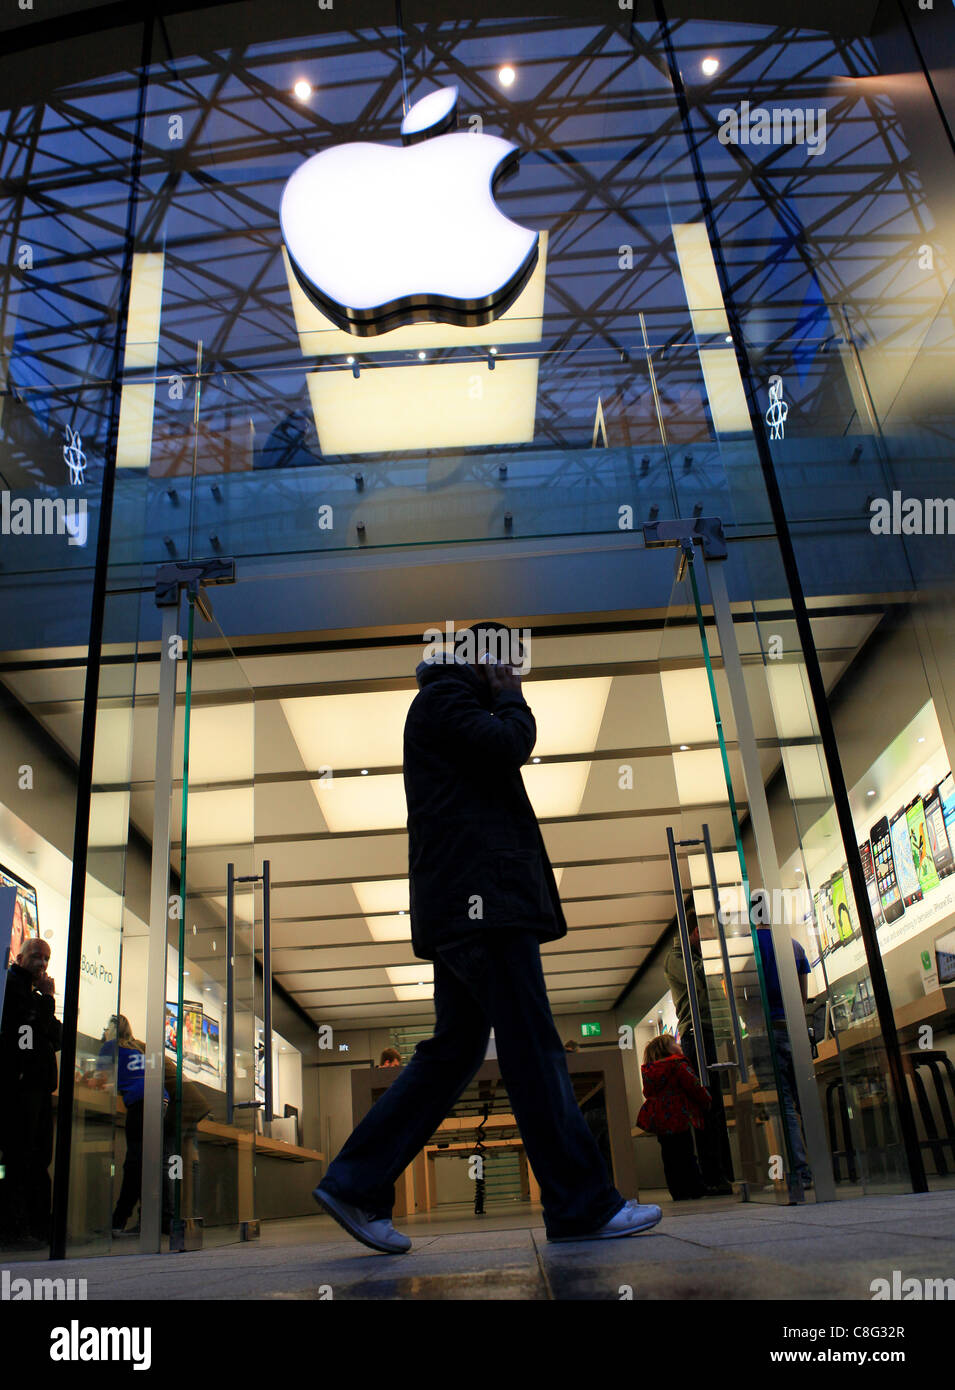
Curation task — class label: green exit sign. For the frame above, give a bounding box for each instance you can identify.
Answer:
[581,1022,601,1037]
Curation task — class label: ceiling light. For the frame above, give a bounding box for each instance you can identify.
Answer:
[867,789,876,797]
[489,346,498,355]
[917,736,925,743]
[294,80,312,100]
[701,57,719,76]
[360,768,369,775]
[417,351,426,360]
[724,334,733,343]
[346,355,355,364]
[532,756,541,763]
[499,66,516,87]
[680,744,690,751]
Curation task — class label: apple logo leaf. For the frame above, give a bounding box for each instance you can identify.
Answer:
[400,86,459,146]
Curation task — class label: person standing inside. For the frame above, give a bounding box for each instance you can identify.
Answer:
[0,937,61,1248]
[97,1014,170,1236]
[313,621,662,1251]
[663,912,734,1195]
[636,1034,710,1200]
[752,926,813,1193]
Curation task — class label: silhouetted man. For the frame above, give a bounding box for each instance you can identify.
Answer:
[0,937,61,1248]
[313,622,661,1251]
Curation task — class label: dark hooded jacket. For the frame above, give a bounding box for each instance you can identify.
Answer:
[403,659,567,961]
[0,964,62,1095]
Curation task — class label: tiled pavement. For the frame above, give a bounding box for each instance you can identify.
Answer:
[4,1190,954,1300]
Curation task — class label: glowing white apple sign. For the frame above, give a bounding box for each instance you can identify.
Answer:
[280,86,539,337]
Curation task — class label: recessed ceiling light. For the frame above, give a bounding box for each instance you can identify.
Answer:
[360,768,369,775]
[724,334,733,343]
[917,736,925,744]
[867,789,876,797]
[701,57,719,76]
[294,80,312,101]
[489,346,498,355]
[679,744,690,751]
[346,355,355,364]
[532,756,541,763]
[417,350,426,360]
[499,65,516,87]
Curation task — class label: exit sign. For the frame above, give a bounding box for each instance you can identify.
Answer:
[581,1022,601,1037]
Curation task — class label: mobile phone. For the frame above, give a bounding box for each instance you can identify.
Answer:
[817,877,836,952]
[889,805,922,907]
[830,868,856,942]
[811,888,828,954]
[924,784,955,880]
[906,796,940,895]
[939,772,955,838]
[870,817,905,924]
[859,840,884,927]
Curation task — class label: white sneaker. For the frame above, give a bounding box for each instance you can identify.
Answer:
[313,1185,411,1254]
[547,1199,663,1243]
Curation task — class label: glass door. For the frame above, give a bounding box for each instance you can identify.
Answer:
[652,535,828,1204]
[140,577,257,1250]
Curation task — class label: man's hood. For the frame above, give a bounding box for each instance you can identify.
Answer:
[415,657,489,703]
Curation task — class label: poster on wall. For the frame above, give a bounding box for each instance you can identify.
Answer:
[165,1000,206,1072]
[201,1015,220,1076]
[0,863,39,967]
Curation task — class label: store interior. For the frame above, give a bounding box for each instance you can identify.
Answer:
[3,573,955,1246]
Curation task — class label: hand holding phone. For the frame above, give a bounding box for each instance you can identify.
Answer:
[485,663,522,697]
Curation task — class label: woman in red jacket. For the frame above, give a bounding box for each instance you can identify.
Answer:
[637,1034,711,1200]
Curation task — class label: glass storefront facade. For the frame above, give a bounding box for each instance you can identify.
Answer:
[1,0,954,1257]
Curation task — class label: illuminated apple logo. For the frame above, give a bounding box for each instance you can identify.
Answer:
[280,86,539,337]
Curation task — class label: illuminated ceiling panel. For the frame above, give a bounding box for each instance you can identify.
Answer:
[281,690,413,772]
[659,669,719,745]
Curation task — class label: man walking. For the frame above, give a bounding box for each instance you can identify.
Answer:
[313,621,661,1251]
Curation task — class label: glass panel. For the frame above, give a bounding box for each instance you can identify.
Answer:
[169,593,257,1248]
[653,546,804,1204]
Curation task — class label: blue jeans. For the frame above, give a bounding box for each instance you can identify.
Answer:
[319,929,625,1239]
[751,1022,812,1184]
